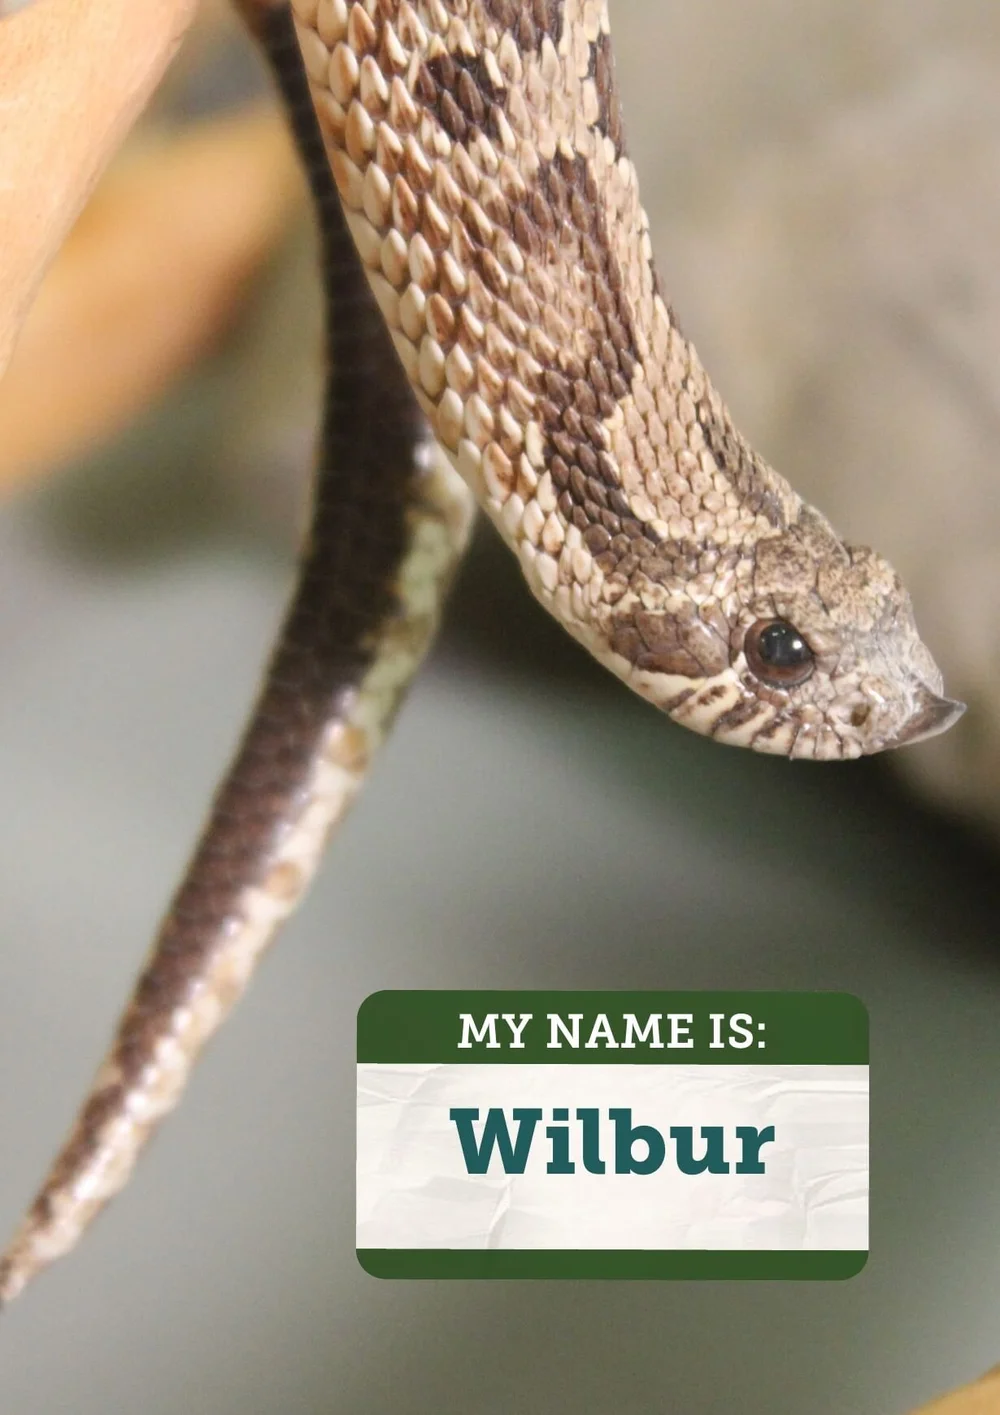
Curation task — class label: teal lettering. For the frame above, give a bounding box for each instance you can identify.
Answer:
[449,1107,542,1174]
[610,1108,665,1174]
[545,1107,574,1173]
[735,1125,775,1173]
[578,1107,605,1174]
[670,1126,730,1174]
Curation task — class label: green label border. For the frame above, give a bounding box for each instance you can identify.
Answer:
[357,1250,868,1280]
[357,991,868,1065]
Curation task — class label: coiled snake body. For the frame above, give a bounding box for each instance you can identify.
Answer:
[0,0,963,1302]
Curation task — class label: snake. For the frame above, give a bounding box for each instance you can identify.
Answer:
[0,0,963,1304]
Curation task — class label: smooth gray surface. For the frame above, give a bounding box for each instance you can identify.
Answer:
[0,495,998,1413]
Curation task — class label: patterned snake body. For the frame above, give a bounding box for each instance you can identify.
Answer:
[0,0,962,1302]
[297,0,961,761]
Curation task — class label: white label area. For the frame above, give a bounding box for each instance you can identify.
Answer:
[356,1063,868,1251]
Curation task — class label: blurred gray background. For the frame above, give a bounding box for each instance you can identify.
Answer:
[1,0,999,1410]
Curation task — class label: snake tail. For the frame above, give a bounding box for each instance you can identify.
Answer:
[0,1,474,1306]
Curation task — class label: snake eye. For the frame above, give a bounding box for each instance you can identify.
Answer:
[744,618,815,688]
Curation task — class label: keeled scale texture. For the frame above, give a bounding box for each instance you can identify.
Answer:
[292,0,958,762]
[295,0,802,711]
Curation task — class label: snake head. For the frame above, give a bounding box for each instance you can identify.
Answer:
[617,507,964,760]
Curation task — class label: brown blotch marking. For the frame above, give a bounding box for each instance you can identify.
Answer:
[610,605,730,677]
[475,244,512,293]
[512,205,541,258]
[710,699,764,738]
[751,718,787,745]
[440,88,468,142]
[590,31,623,153]
[510,146,646,572]
[412,5,682,594]
[697,396,786,529]
[414,62,438,107]
[642,539,702,575]
[582,523,611,553]
[422,47,508,146]
[663,686,696,713]
[480,0,564,53]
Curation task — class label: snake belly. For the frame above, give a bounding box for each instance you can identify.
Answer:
[0,0,961,1304]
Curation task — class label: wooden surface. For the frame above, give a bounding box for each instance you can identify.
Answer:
[0,108,301,489]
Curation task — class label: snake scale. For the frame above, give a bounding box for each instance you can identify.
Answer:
[0,0,963,1303]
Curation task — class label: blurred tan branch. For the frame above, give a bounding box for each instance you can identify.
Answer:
[0,0,199,375]
[0,108,303,488]
[0,0,306,492]
[917,1368,1000,1414]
